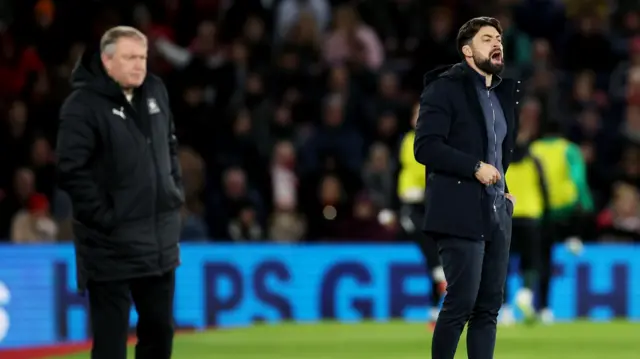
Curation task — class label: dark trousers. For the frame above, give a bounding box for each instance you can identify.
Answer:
[432,205,511,359]
[405,204,444,306]
[87,270,176,359]
[503,218,541,304]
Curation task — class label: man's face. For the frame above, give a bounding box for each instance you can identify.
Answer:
[466,26,504,75]
[102,37,147,89]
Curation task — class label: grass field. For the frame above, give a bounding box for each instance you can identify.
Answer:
[50,321,638,359]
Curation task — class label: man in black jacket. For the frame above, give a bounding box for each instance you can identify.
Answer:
[56,26,183,359]
[414,17,520,359]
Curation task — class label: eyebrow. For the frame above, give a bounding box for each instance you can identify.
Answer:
[482,34,502,40]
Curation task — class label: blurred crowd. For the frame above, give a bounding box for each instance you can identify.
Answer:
[0,0,639,243]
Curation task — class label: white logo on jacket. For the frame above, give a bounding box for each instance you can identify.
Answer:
[147,98,160,114]
[112,107,125,120]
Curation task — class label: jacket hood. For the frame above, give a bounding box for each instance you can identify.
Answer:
[423,63,466,87]
[70,46,123,98]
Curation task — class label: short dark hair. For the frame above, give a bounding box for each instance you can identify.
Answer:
[456,17,503,59]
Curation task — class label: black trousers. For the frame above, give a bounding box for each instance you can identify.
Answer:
[432,205,511,359]
[404,204,444,307]
[87,270,176,359]
[503,218,541,304]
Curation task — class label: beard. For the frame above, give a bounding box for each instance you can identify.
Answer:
[473,54,504,75]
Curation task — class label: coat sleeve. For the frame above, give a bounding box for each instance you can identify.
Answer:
[414,79,480,179]
[159,81,183,190]
[56,96,114,229]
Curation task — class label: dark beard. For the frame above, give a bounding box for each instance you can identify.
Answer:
[474,55,504,75]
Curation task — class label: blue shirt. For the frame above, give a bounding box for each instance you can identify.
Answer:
[471,69,507,207]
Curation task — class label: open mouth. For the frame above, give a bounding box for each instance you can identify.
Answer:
[491,51,503,63]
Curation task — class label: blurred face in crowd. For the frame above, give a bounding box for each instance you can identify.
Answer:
[102,36,147,89]
[622,147,640,177]
[320,176,341,204]
[379,72,399,98]
[353,197,374,220]
[329,66,349,91]
[183,86,204,107]
[335,6,357,31]
[231,41,248,64]
[8,100,27,129]
[532,39,551,62]
[574,71,595,101]
[517,99,540,142]
[579,109,601,136]
[323,98,344,127]
[377,113,398,137]
[194,21,217,55]
[368,144,389,172]
[239,207,256,225]
[295,12,318,42]
[31,137,52,167]
[224,169,247,198]
[462,25,504,75]
[274,141,296,168]
[626,105,640,130]
[430,9,453,38]
[244,16,264,42]
[233,110,252,136]
[14,168,35,201]
[613,183,640,216]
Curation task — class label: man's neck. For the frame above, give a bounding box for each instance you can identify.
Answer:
[465,59,492,87]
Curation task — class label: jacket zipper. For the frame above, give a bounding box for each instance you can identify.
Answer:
[487,89,498,212]
[125,98,162,271]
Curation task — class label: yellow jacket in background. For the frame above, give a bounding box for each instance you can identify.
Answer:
[398,130,425,204]
[505,155,547,219]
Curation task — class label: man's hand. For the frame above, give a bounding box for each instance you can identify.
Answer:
[474,162,501,185]
[505,193,516,206]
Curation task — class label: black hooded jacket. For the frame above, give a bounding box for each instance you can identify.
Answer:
[56,50,184,289]
[414,62,521,240]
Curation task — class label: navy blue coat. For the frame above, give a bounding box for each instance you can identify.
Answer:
[414,62,521,240]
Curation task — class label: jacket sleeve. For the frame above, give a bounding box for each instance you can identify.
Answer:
[160,81,183,190]
[56,98,114,229]
[414,80,479,179]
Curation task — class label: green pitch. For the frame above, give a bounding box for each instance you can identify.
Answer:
[51,321,638,359]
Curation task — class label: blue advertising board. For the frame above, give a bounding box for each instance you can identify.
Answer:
[0,243,638,349]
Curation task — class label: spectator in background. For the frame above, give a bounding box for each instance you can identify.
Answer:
[361,142,395,211]
[0,100,31,189]
[336,192,396,241]
[10,193,57,243]
[30,136,56,201]
[0,33,45,98]
[208,167,264,239]
[0,168,37,240]
[228,200,264,241]
[323,5,384,71]
[564,14,613,73]
[179,147,208,241]
[268,140,306,243]
[305,174,347,240]
[276,0,330,43]
[609,37,640,103]
[597,181,640,241]
[301,94,364,174]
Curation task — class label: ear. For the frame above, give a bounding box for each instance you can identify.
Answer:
[100,53,110,70]
[462,44,473,57]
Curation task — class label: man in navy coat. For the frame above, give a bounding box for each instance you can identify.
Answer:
[414,17,521,359]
